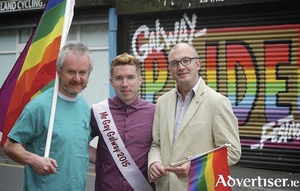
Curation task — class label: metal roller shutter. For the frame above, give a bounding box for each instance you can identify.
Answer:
[120,1,300,172]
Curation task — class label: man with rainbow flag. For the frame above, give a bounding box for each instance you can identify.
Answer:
[4,42,93,191]
[148,42,241,191]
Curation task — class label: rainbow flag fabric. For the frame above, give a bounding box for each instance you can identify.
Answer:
[187,146,232,191]
[0,0,73,147]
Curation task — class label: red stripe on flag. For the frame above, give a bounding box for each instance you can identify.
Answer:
[213,147,231,191]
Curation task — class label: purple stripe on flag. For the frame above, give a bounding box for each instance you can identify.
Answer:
[0,35,33,132]
[188,157,203,191]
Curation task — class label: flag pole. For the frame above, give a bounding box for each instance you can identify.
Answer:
[169,143,231,167]
[44,0,74,157]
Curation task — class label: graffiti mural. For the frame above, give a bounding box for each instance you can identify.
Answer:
[130,13,300,153]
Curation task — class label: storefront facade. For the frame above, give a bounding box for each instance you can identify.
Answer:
[1,0,299,172]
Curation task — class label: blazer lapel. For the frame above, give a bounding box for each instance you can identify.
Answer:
[167,90,177,146]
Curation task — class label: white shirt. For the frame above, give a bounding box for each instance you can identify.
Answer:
[174,77,201,141]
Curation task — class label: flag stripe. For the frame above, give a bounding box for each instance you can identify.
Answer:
[214,148,223,191]
[188,157,198,191]
[205,152,215,190]
[214,147,231,191]
[198,156,208,190]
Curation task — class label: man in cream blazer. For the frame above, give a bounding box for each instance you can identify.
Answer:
[148,42,241,191]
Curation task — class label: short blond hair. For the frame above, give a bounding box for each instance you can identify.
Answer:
[110,53,141,76]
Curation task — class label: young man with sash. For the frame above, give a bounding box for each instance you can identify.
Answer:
[90,53,155,191]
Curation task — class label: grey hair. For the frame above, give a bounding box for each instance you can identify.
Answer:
[56,42,93,71]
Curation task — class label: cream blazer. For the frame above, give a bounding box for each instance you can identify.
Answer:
[148,79,241,191]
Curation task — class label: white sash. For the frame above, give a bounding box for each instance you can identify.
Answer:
[92,99,153,191]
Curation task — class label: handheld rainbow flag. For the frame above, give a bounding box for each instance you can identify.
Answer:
[170,144,231,191]
[0,0,74,147]
[187,145,231,191]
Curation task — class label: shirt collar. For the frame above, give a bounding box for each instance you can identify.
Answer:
[112,96,139,109]
[58,92,76,102]
[175,77,202,96]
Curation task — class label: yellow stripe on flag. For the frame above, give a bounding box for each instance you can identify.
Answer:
[205,152,215,190]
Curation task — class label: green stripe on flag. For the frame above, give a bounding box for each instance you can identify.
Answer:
[33,0,66,43]
[198,156,208,191]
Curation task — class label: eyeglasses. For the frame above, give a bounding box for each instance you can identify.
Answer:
[168,57,199,68]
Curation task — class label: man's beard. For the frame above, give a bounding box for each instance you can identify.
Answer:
[61,82,86,96]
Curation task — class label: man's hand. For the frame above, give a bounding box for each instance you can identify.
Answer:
[29,154,58,176]
[149,162,167,181]
[165,161,191,179]
[4,138,57,176]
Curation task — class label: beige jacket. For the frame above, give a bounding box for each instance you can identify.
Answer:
[148,79,241,191]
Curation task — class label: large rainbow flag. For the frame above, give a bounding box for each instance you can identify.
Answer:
[187,145,232,191]
[0,0,74,147]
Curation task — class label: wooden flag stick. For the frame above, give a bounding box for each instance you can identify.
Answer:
[169,159,190,167]
[169,143,231,168]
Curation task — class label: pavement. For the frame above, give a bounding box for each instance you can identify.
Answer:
[1,146,299,191]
